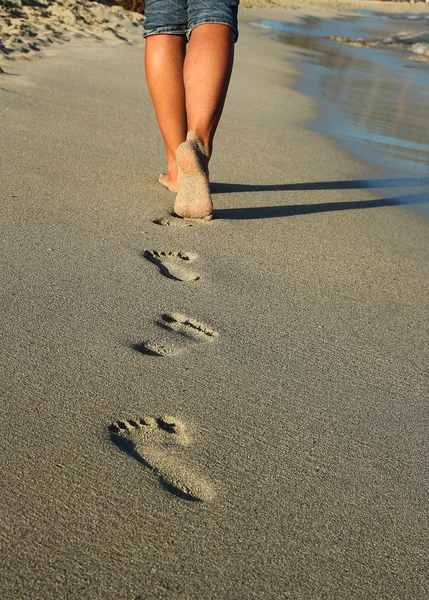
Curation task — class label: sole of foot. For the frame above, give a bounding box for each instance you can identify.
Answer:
[108,416,214,502]
[174,134,213,221]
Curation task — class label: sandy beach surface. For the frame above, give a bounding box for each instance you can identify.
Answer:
[2,2,429,599]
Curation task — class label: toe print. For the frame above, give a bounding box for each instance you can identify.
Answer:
[158,312,218,340]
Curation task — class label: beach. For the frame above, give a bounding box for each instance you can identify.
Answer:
[1,2,429,599]
[2,0,429,63]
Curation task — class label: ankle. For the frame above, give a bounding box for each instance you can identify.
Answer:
[166,161,179,178]
[187,131,211,159]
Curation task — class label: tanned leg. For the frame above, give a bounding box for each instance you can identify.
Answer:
[145,34,187,193]
[174,24,234,219]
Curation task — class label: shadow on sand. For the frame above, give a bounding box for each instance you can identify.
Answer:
[211,178,429,220]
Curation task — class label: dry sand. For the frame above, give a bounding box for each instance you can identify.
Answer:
[0,0,144,63]
[1,2,429,599]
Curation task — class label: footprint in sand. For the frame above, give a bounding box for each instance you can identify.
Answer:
[131,341,175,357]
[143,250,200,282]
[132,312,218,357]
[108,416,214,502]
[152,215,220,227]
[153,216,195,228]
[157,312,218,339]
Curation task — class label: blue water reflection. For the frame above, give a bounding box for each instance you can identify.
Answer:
[253,14,429,210]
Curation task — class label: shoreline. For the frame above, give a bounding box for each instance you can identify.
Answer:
[246,9,429,214]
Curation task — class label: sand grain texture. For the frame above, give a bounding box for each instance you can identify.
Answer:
[0,0,144,63]
[1,5,429,600]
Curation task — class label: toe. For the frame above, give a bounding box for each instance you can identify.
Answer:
[108,423,121,434]
[117,420,130,430]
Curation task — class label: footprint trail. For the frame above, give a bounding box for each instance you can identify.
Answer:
[108,416,214,502]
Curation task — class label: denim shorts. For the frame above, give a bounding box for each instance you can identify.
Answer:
[143,0,240,43]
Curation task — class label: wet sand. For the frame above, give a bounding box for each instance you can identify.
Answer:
[1,5,429,600]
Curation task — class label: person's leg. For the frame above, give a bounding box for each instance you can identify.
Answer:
[185,23,235,158]
[174,23,235,219]
[145,34,187,192]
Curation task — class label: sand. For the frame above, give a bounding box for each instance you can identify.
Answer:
[0,0,144,63]
[1,2,429,599]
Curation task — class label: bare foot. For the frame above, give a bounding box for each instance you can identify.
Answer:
[158,171,180,193]
[174,133,213,220]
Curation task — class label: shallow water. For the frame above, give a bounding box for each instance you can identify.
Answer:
[252,12,429,212]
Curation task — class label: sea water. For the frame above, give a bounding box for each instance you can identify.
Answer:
[252,12,429,214]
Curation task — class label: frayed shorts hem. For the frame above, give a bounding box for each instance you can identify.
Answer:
[143,20,239,43]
